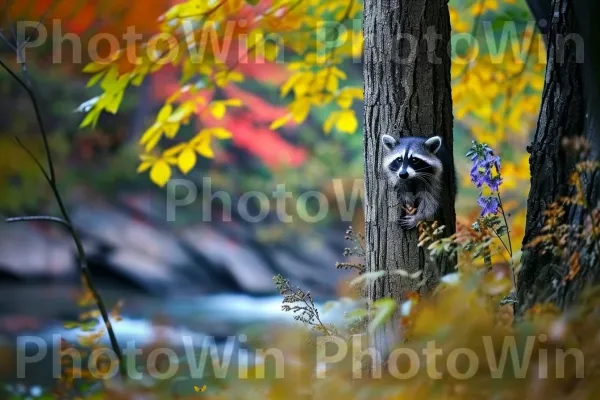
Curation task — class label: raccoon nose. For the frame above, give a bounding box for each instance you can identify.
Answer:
[399,171,409,179]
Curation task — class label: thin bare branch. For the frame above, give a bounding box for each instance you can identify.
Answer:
[0,57,55,182]
[6,215,70,229]
[14,136,51,184]
[0,30,17,51]
[0,41,126,378]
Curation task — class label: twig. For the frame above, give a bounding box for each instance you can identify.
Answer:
[0,58,55,182]
[0,30,17,51]
[13,136,51,183]
[6,215,69,228]
[0,55,126,378]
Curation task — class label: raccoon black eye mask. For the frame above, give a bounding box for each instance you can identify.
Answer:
[381,134,455,229]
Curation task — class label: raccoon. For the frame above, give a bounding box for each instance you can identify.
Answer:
[380,134,454,229]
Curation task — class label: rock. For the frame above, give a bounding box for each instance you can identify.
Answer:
[0,222,75,278]
[181,225,276,293]
[0,194,352,298]
[104,249,182,294]
[70,203,194,269]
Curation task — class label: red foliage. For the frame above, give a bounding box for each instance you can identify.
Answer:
[149,62,305,169]
[9,0,170,36]
[223,85,288,123]
[225,113,307,168]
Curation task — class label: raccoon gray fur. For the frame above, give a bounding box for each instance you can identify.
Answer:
[380,134,455,229]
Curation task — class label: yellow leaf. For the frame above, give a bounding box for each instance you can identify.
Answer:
[198,64,212,76]
[131,70,147,87]
[335,110,358,133]
[223,98,242,107]
[139,154,155,162]
[324,112,339,134]
[291,98,311,123]
[209,102,226,119]
[163,122,180,138]
[105,90,124,114]
[140,123,160,145]
[215,71,244,87]
[150,160,172,187]
[229,71,244,86]
[86,71,106,88]
[83,61,110,73]
[530,75,544,91]
[264,43,279,62]
[336,87,363,108]
[163,143,187,157]
[79,108,100,128]
[178,148,197,174]
[137,160,153,173]
[473,104,493,120]
[326,75,339,93]
[270,114,292,130]
[336,92,353,109]
[330,66,347,80]
[100,65,120,92]
[196,140,215,158]
[281,73,303,97]
[157,104,173,122]
[207,127,233,139]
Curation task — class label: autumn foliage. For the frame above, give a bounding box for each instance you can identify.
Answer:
[1,0,575,398]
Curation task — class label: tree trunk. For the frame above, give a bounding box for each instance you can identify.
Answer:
[518,0,600,310]
[362,0,455,348]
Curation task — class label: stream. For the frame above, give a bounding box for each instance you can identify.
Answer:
[0,282,356,389]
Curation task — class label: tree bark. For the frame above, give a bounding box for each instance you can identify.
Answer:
[518,0,600,310]
[362,0,455,348]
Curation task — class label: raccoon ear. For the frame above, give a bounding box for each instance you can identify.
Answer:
[425,136,442,154]
[381,135,398,150]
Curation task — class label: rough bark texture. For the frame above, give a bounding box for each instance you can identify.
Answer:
[518,0,600,310]
[362,0,455,343]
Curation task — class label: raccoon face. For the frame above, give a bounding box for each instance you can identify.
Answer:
[381,135,443,186]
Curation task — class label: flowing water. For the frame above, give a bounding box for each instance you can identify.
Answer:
[0,282,354,389]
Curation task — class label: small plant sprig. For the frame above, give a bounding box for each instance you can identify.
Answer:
[467,141,516,288]
[336,226,366,273]
[417,220,447,249]
[273,274,334,336]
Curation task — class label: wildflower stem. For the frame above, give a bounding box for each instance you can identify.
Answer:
[490,226,511,259]
[496,194,513,257]
[497,193,517,288]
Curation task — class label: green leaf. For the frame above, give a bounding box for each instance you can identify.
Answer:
[369,298,397,334]
[63,321,80,329]
[246,0,259,5]
[105,90,124,114]
[79,108,101,129]
[349,270,385,287]
[86,71,106,88]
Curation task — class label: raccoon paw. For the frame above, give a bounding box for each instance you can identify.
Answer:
[399,215,417,230]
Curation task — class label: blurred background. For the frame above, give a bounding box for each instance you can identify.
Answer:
[0,0,542,389]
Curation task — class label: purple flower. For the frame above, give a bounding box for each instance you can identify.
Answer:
[466,141,504,216]
[467,142,503,191]
[478,196,500,216]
